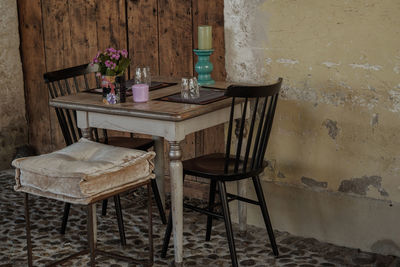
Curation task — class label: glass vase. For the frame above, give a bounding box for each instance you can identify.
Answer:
[101,75,126,104]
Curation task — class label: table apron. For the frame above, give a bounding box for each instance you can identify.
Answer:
[76,103,243,142]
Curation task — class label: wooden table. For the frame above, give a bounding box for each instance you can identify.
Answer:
[49,81,245,265]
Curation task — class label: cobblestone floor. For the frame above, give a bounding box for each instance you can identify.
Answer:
[1,170,399,266]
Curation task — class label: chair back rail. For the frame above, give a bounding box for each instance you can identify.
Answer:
[44,64,104,145]
[224,78,283,175]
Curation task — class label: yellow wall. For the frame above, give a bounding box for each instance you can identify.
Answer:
[225,0,400,202]
[224,0,400,255]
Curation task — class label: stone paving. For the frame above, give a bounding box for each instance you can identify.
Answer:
[0,169,399,266]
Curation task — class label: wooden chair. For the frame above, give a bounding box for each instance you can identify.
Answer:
[44,64,166,246]
[161,78,283,266]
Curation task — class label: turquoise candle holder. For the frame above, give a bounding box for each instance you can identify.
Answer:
[194,49,215,86]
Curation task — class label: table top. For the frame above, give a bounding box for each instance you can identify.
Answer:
[49,79,235,122]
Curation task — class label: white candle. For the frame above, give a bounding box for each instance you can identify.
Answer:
[198,25,212,50]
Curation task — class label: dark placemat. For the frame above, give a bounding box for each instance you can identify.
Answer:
[157,88,228,105]
[85,80,177,96]
[126,80,177,92]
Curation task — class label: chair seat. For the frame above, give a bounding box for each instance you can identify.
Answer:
[183,153,267,181]
[104,136,154,151]
[12,138,155,204]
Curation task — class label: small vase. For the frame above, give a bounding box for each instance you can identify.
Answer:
[101,75,126,104]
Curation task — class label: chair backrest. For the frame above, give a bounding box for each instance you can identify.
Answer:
[43,64,104,146]
[224,78,283,175]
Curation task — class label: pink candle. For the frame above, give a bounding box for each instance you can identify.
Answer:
[132,84,149,103]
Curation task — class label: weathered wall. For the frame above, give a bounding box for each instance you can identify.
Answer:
[0,0,27,169]
[225,0,400,256]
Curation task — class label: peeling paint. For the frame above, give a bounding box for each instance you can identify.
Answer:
[301,177,328,189]
[371,113,379,128]
[349,63,382,71]
[266,159,276,173]
[394,65,400,74]
[322,119,339,140]
[277,171,285,178]
[276,58,299,65]
[322,62,341,68]
[338,176,388,197]
[388,89,400,112]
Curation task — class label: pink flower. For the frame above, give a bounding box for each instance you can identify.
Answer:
[113,53,120,60]
[93,48,130,75]
[105,60,112,68]
[120,49,128,57]
[106,47,116,54]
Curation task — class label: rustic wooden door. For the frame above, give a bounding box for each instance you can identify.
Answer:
[18,0,226,194]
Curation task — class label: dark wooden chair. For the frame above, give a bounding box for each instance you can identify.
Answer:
[44,63,167,246]
[161,78,283,266]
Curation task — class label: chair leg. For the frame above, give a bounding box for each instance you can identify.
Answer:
[147,183,154,264]
[113,195,126,246]
[218,181,238,267]
[87,204,96,267]
[161,211,172,258]
[205,179,217,241]
[101,199,108,216]
[151,179,167,224]
[24,193,33,267]
[60,202,71,234]
[252,176,279,256]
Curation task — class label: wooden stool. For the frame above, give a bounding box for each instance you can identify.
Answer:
[13,138,155,266]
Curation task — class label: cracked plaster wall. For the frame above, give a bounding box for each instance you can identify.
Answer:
[225,0,400,203]
[0,0,27,169]
[224,0,400,255]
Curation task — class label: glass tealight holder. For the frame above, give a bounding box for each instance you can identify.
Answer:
[181,77,199,100]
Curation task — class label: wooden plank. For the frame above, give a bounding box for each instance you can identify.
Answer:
[158,0,196,179]
[42,0,72,71]
[193,0,226,160]
[158,0,193,78]
[42,0,129,147]
[96,0,127,50]
[41,0,72,150]
[68,0,98,67]
[193,0,226,80]
[96,0,128,138]
[17,0,52,154]
[127,0,159,77]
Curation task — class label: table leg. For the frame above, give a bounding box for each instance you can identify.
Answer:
[153,136,165,207]
[168,141,183,266]
[77,111,92,140]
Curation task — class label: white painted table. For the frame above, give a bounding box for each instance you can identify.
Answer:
[50,81,244,265]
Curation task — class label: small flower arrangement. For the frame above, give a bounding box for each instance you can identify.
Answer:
[91,47,130,76]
